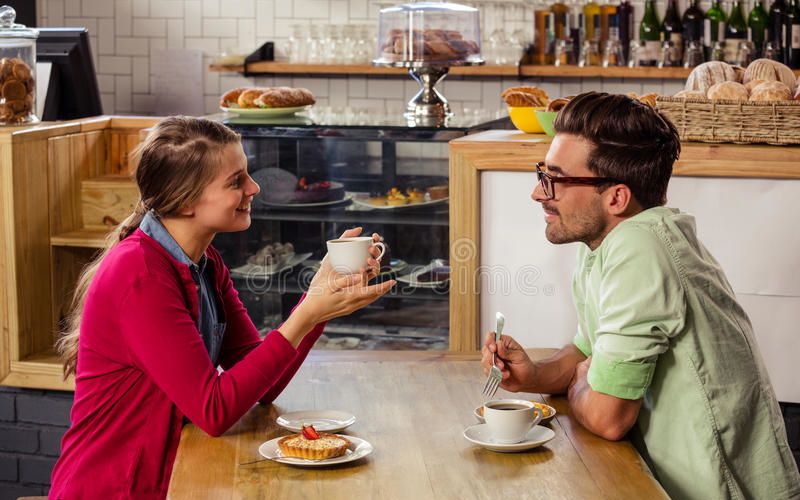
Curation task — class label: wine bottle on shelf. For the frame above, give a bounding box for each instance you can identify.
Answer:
[571,12,584,64]
[662,0,684,63]
[682,0,704,44]
[787,0,800,67]
[725,0,748,63]
[618,0,634,64]
[769,0,787,62]
[639,0,662,66]
[551,0,571,41]
[534,7,551,64]
[748,0,769,57]
[584,0,601,43]
[600,0,618,48]
[704,0,727,60]
[604,13,623,65]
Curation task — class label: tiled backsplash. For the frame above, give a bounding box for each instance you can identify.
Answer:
[37,0,690,116]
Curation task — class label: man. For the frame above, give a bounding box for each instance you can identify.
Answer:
[482,92,800,500]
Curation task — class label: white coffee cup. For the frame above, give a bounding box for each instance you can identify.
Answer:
[326,236,386,274]
[483,399,543,444]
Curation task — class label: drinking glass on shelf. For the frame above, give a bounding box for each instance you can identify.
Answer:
[305,24,321,64]
[287,24,308,63]
[340,24,357,64]
[658,40,682,67]
[763,41,781,61]
[579,39,600,67]
[683,40,704,67]
[735,40,755,67]
[321,25,340,64]
[354,24,372,64]
[710,41,725,61]
[603,38,624,66]
[627,40,645,67]
[554,38,574,66]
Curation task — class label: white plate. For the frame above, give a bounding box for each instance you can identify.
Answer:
[220,105,311,116]
[230,252,313,278]
[351,195,448,211]
[261,193,353,209]
[395,262,449,288]
[463,423,555,453]
[473,402,557,425]
[258,435,373,467]
[276,410,357,432]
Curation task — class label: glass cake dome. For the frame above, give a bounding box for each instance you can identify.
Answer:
[373,2,483,120]
[374,2,483,67]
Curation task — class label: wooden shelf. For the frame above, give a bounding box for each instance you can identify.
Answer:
[51,228,109,249]
[519,65,692,79]
[210,61,521,76]
[6,351,73,391]
[209,62,696,79]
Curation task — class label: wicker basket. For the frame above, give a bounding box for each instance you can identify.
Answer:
[656,96,800,145]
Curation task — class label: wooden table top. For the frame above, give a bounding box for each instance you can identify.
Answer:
[167,350,667,499]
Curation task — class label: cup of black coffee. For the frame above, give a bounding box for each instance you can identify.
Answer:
[483,398,543,444]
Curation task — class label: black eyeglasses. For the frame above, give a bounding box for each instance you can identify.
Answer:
[535,162,621,200]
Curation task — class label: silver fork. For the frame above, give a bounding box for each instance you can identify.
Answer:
[482,312,505,400]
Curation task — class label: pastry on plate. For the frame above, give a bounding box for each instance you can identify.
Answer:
[278,425,350,460]
[219,87,248,107]
[237,88,269,108]
[426,185,449,200]
[407,188,426,203]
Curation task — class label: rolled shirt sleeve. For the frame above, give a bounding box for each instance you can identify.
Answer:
[576,225,687,400]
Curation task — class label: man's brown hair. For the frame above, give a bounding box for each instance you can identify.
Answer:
[553,92,681,209]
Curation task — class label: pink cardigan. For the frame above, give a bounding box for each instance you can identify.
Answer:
[50,229,325,499]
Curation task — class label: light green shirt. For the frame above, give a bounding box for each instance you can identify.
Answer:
[572,207,800,500]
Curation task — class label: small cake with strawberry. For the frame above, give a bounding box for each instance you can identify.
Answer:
[293,177,345,204]
[277,425,350,460]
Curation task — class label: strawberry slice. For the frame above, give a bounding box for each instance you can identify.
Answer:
[301,425,320,440]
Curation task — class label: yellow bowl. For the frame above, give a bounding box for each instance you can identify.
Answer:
[534,110,559,137]
[508,106,546,134]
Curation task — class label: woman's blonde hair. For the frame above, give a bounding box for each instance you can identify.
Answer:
[57,116,241,378]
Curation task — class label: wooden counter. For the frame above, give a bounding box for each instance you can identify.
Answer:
[3,118,798,392]
[167,350,667,499]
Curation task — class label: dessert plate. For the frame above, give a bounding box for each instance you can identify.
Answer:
[474,401,557,425]
[463,423,555,453]
[261,193,353,209]
[396,260,449,288]
[276,410,357,433]
[220,105,312,116]
[351,194,448,211]
[230,252,313,278]
[258,435,373,467]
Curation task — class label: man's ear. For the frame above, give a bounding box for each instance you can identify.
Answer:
[604,184,635,216]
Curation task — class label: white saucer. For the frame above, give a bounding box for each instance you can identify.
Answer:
[276,410,356,433]
[463,423,555,452]
[258,435,373,467]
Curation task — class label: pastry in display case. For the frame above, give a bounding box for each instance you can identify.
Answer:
[373,2,483,119]
[212,107,510,350]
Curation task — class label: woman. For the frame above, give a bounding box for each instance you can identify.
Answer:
[49,116,394,499]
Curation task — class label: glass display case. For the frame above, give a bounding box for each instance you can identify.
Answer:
[215,108,510,350]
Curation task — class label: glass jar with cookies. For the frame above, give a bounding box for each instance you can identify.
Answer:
[0,5,38,125]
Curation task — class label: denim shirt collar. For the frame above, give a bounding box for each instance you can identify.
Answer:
[139,210,207,276]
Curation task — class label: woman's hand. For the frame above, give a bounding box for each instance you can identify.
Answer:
[280,228,394,346]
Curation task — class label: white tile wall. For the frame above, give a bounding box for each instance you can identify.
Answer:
[39,0,709,115]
